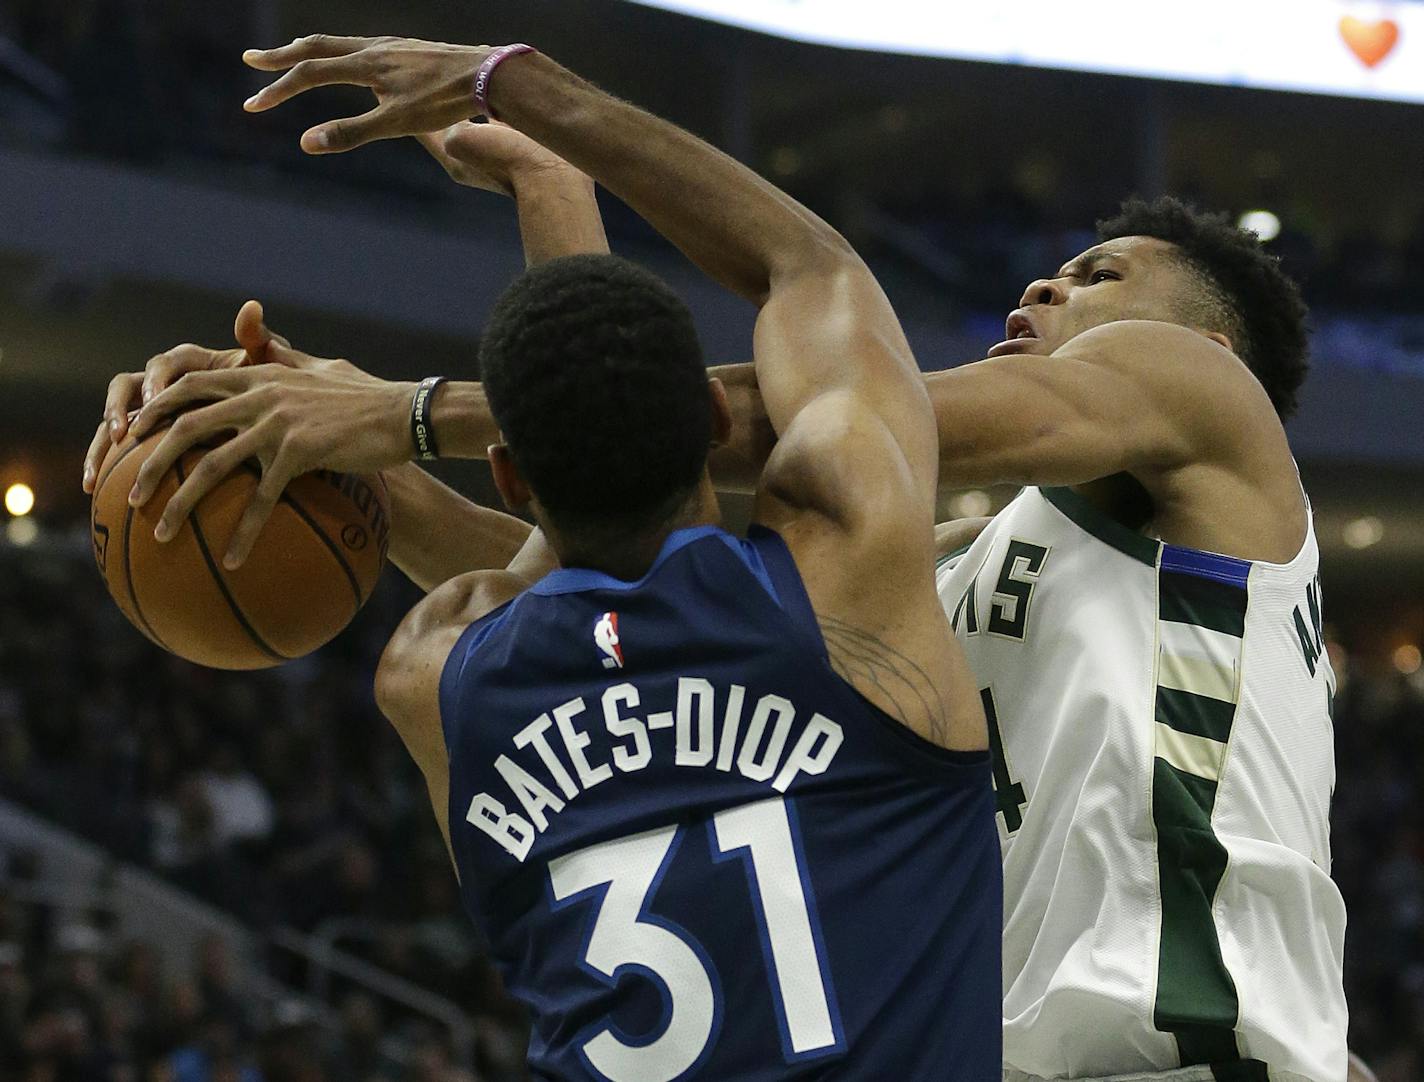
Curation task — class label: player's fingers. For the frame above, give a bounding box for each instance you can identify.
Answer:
[243,56,374,112]
[130,369,251,440]
[233,301,293,363]
[82,420,111,493]
[152,430,261,543]
[223,456,290,568]
[415,128,460,171]
[102,372,144,444]
[301,107,389,154]
[241,34,371,71]
[130,399,245,510]
[142,344,237,404]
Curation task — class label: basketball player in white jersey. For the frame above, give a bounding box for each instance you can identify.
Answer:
[924,199,1346,1082]
[85,34,1352,1082]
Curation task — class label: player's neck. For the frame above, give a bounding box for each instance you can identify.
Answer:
[549,480,723,581]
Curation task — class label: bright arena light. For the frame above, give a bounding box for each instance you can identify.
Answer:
[1238,210,1282,242]
[950,490,993,518]
[4,483,34,517]
[1342,516,1384,550]
[1393,644,1423,676]
[4,518,38,547]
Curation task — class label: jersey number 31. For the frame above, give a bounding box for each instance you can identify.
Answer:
[548,796,842,1081]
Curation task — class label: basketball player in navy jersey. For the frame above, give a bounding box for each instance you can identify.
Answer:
[106,39,1002,1080]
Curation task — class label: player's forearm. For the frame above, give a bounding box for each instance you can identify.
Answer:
[511,166,609,266]
[383,463,532,592]
[925,360,1148,490]
[935,517,992,560]
[706,363,774,493]
[490,53,850,304]
[704,360,1066,496]
[410,168,604,464]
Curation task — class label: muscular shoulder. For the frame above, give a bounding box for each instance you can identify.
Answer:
[375,570,526,766]
[1056,320,1277,448]
[400,569,526,644]
[381,570,524,685]
[1061,321,1306,560]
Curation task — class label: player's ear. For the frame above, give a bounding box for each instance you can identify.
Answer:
[707,378,733,449]
[1201,328,1234,354]
[489,444,532,512]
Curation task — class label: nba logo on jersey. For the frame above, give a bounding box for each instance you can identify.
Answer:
[593,611,624,669]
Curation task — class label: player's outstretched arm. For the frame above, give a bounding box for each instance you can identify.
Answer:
[924,319,1309,561]
[382,467,533,593]
[242,36,942,487]
[468,43,982,749]
[94,302,532,582]
[924,320,1253,489]
[418,120,609,267]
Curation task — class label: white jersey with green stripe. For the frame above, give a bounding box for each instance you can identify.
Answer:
[936,485,1346,1082]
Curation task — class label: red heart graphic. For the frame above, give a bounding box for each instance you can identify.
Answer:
[1339,16,1400,69]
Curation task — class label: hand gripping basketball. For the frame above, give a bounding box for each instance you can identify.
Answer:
[90,426,390,670]
[81,301,283,496]
[127,343,413,570]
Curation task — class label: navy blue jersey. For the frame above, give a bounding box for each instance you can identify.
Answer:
[440,525,1000,1081]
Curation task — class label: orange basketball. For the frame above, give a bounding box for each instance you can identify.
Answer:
[90,427,390,670]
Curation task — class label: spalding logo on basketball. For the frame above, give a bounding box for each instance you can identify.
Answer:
[316,470,390,561]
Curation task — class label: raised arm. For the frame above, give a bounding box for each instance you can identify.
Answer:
[123,119,609,577]
[241,38,937,507]
[482,45,972,747]
[415,118,609,267]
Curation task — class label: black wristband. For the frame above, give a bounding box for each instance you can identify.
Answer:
[411,377,447,461]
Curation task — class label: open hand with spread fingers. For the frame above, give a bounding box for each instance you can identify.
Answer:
[123,313,415,570]
[242,35,507,154]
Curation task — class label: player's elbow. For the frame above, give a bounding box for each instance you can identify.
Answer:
[764,231,864,302]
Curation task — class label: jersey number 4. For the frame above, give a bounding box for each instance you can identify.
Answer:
[982,687,1027,833]
[548,796,842,1082]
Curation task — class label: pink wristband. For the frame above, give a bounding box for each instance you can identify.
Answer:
[474,43,535,120]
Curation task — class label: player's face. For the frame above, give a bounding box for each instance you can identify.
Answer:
[988,236,1197,358]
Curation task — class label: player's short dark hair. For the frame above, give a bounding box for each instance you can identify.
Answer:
[480,254,712,539]
[1096,196,1310,419]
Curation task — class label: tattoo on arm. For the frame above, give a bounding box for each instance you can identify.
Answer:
[816,614,951,744]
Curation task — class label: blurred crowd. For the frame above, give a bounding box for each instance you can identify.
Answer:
[6,0,1424,325]
[1,531,1421,1078]
[0,537,529,1081]
[894,194,1424,320]
[0,893,491,1082]
[1328,648,1424,1081]
[0,0,258,163]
